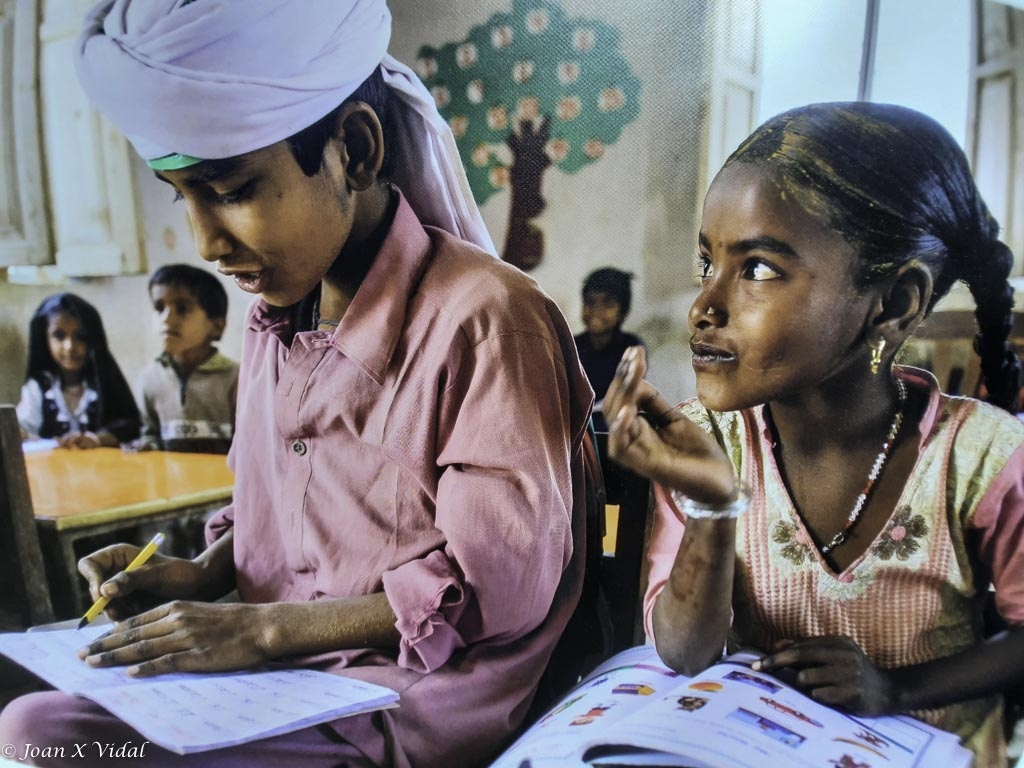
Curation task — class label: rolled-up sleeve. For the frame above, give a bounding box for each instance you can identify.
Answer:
[382,550,466,671]
[382,329,581,673]
[205,502,236,546]
[970,442,1024,624]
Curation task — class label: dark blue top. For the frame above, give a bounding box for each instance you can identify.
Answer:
[574,329,645,431]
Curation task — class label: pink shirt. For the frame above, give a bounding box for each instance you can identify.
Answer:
[643,367,1024,761]
[207,195,593,767]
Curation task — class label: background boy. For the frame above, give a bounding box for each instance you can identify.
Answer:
[130,263,238,454]
[575,267,645,430]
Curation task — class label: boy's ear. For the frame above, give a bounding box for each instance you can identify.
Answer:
[868,261,934,341]
[209,317,226,342]
[331,102,384,192]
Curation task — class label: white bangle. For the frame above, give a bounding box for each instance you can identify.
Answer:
[671,485,749,520]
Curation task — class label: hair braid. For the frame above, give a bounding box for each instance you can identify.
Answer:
[959,238,1021,411]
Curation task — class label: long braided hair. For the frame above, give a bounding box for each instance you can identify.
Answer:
[725,102,1021,411]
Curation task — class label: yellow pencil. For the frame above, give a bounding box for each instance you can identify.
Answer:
[77,532,165,629]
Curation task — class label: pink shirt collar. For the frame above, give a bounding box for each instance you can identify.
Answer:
[247,192,434,384]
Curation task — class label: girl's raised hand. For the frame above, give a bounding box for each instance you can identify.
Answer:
[605,346,737,507]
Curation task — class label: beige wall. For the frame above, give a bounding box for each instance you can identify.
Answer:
[389,0,710,404]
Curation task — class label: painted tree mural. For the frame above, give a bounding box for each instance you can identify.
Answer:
[416,1,640,270]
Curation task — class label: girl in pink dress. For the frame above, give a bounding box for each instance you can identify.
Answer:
[605,102,1024,765]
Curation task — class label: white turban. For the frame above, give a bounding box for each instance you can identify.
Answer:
[75,0,495,253]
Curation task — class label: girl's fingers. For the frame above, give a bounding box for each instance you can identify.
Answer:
[610,347,676,427]
[605,347,646,420]
[643,390,681,428]
[622,346,646,392]
[604,351,635,409]
[607,404,646,465]
[608,405,635,442]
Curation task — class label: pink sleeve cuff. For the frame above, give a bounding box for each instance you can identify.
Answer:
[204,504,235,547]
[382,549,467,672]
[643,484,687,641]
[970,443,1024,624]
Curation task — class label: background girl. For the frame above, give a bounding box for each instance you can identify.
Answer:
[17,292,140,448]
[605,102,1024,765]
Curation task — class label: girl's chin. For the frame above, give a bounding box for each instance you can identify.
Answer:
[695,387,759,414]
[697,396,734,413]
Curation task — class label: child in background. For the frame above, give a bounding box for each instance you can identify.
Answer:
[17,292,140,448]
[129,263,238,454]
[575,267,645,431]
[605,103,1023,765]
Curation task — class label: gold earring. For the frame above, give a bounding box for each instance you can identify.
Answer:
[869,338,886,375]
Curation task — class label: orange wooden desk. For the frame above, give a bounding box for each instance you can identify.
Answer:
[26,448,234,618]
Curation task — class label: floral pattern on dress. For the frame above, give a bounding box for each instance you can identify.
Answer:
[815,568,873,601]
[771,519,813,566]
[873,505,928,561]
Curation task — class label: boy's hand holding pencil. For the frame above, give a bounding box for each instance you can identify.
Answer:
[78,532,165,628]
[77,534,208,622]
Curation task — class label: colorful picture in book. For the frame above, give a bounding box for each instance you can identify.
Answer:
[723,669,783,694]
[833,737,888,760]
[687,680,723,693]
[726,707,807,748]
[676,695,708,712]
[612,683,654,696]
[852,729,889,749]
[828,755,872,768]
[759,696,824,727]
[416,0,640,271]
[570,704,612,726]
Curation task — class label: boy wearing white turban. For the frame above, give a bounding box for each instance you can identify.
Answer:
[0,2,594,766]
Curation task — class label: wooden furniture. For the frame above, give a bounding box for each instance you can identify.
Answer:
[0,406,54,628]
[25,447,234,619]
[912,308,1024,397]
[595,431,653,653]
[528,424,653,721]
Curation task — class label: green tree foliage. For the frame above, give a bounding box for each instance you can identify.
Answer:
[416,0,641,206]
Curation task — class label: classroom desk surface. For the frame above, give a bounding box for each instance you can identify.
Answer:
[27,448,234,531]
[25,448,234,618]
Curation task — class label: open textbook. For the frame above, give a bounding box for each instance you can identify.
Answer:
[491,645,971,768]
[0,625,399,754]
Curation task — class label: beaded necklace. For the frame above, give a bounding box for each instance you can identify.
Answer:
[770,377,908,556]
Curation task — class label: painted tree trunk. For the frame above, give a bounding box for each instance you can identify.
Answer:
[502,118,551,270]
